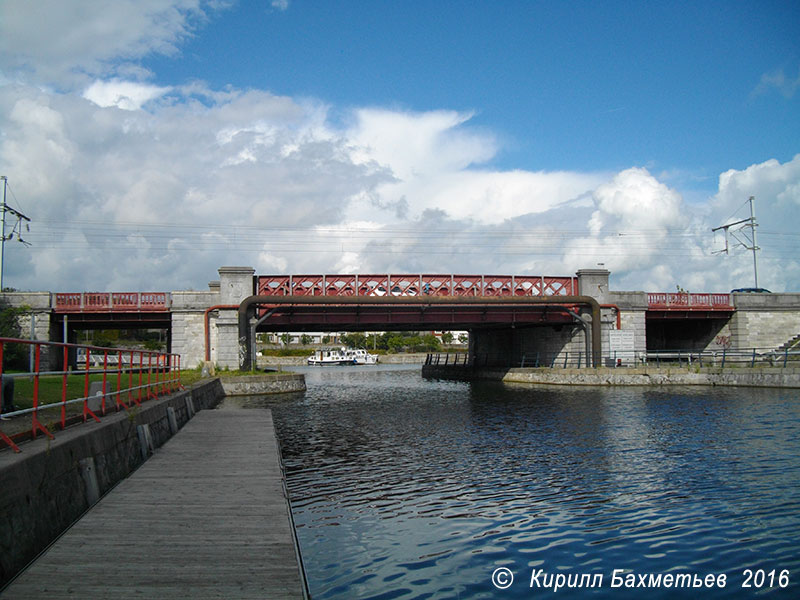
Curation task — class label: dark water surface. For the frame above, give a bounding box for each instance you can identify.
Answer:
[258,365,800,598]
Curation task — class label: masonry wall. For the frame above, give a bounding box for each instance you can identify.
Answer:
[170,290,219,370]
[730,310,800,350]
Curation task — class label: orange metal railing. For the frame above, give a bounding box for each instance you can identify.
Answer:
[0,337,181,453]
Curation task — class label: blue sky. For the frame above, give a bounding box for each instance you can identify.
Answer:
[0,0,798,293]
[144,1,799,179]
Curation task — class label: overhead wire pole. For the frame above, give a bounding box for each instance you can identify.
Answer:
[0,176,6,291]
[711,196,760,288]
[749,196,759,288]
[0,176,32,291]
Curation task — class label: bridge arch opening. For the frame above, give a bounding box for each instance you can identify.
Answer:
[237,295,602,370]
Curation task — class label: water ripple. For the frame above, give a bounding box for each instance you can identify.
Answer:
[266,367,800,599]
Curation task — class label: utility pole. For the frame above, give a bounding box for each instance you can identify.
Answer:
[0,176,32,291]
[712,196,760,288]
[749,196,759,288]
[1,176,6,292]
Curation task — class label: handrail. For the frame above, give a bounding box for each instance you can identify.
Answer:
[647,292,732,309]
[257,274,579,297]
[0,337,181,453]
[423,348,800,370]
[53,292,171,312]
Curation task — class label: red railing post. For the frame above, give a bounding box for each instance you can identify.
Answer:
[82,345,100,424]
[116,349,125,410]
[138,351,144,405]
[61,345,68,427]
[129,350,139,406]
[153,353,160,399]
[147,352,156,400]
[102,349,108,415]
[160,354,167,396]
[31,345,54,440]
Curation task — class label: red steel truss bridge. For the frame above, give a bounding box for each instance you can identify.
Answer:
[255,274,579,297]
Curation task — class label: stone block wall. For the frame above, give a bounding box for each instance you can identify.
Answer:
[171,310,207,369]
[730,310,800,351]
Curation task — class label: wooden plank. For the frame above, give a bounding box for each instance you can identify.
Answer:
[3,409,306,600]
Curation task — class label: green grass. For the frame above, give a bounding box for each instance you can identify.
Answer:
[6,366,292,413]
[8,370,178,411]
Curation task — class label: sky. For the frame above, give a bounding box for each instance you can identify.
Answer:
[0,0,798,294]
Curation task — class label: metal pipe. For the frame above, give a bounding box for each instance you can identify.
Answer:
[565,308,592,366]
[238,294,602,370]
[601,304,621,329]
[204,304,239,362]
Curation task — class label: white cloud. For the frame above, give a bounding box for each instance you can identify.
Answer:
[0,0,210,88]
[752,66,800,99]
[83,79,172,110]
[345,108,605,225]
[1,1,798,296]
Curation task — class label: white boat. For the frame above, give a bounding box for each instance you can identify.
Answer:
[307,348,356,366]
[344,348,379,365]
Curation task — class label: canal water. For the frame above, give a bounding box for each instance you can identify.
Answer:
[256,365,800,599]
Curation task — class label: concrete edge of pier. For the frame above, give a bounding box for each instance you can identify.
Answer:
[422,365,800,388]
[0,380,226,588]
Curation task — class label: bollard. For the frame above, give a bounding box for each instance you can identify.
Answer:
[167,406,179,434]
[137,424,154,460]
[79,457,101,506]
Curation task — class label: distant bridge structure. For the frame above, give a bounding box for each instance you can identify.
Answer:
[5,266,799,373]
[255,274,579,297]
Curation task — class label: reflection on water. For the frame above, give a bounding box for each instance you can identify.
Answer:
[243,365,800,598]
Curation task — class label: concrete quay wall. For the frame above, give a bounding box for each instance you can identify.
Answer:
[423,365,800,388]
[220,373,306,395]
[0,380,224,588]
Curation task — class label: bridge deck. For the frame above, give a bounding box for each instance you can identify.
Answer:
[2,409,306,599]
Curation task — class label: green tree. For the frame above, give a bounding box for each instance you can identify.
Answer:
[387,334,405,353]
[341,332,367,348]
[300,334,312,346]
[280,333,292,346]
[92,330,120,347]
[441,332,454,346]
[0,298,26,369]
[143,339,164,351]
[420,334,441,352]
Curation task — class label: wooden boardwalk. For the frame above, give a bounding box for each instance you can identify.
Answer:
[2,409,307,599]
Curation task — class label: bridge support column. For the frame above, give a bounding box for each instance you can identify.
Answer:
[217,267,255,370]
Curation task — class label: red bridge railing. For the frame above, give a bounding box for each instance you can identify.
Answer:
[55,292,170,312]
[257,274,579,297]
[647,293,732,309]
